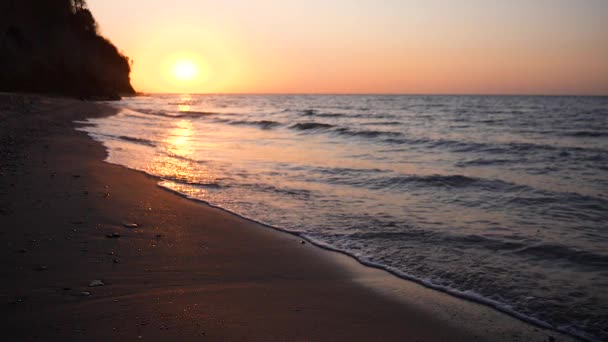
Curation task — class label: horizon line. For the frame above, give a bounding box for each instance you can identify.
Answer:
[134,92,608,97]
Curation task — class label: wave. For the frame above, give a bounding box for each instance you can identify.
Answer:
[311,172,528,193]
[126,108,220,119]
[334,127,403,139]
[229,120,282,129]
[298,109,345,118]
[363,121,402,126]
[565,131,608,138]
[513,243,608,267]
[384,136,608,159]
[296,108,395,119]
[165,152,208,165]
[288,123,404,139]
[241,183,313,199]
[373,174,524,191]
[290,122,335,130]
[298,109,317,116]
[161,175,223,188]
[309,165,390,175]
[117,135,157,147]
[455,158,515,167]
[176,110,221,118]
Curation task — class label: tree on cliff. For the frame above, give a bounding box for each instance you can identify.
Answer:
[0,0,135,98]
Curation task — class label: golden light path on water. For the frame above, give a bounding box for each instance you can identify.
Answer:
[149,95,221,201]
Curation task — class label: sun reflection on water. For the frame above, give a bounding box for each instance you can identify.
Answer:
[178,94,192,112]
[147,119,219,186]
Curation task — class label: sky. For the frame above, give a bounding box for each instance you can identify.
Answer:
[87,0,608,95]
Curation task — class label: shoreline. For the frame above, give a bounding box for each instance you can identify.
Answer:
[155,179,566,337]
[1,94,573,341]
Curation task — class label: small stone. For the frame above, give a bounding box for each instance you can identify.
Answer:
[80,291,91,296]
[89,280,104,287]
[106,233,121,238]
[112,258,119,264]
[124,223,139,228]
[300,240,306,244]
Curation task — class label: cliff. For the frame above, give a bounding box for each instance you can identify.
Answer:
[0,0,135,99]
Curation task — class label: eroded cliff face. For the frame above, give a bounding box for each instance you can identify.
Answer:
[0,0,135,99]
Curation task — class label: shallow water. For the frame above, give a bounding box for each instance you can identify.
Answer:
[78,94,608,340]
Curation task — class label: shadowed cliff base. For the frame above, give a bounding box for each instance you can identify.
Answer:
[0,0,135,99]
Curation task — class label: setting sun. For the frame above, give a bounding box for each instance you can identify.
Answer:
[172,60,198,81]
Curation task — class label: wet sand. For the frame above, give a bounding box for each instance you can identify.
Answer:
[0,94,570,341]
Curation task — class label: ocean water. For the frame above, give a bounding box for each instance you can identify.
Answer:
[78,94,608,340]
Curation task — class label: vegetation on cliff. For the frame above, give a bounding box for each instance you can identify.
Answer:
[0,0,135,98]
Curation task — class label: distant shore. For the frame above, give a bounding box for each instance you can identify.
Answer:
[0,93,571,341]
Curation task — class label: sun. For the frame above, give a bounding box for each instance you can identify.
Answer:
[172,60,199,81]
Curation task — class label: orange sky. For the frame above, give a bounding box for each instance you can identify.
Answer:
[87,0,608,95]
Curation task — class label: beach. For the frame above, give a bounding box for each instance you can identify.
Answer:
[0,94,572,341]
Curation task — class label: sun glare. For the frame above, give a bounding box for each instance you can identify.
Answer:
[172,60,199,81]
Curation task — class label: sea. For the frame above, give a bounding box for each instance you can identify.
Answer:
[77,94,608,341]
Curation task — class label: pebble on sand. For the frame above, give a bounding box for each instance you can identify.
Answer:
[80,291,91,296]
[124,223,139,228]
[89,280,104,287]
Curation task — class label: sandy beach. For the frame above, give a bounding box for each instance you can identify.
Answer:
[0,94,572,341]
